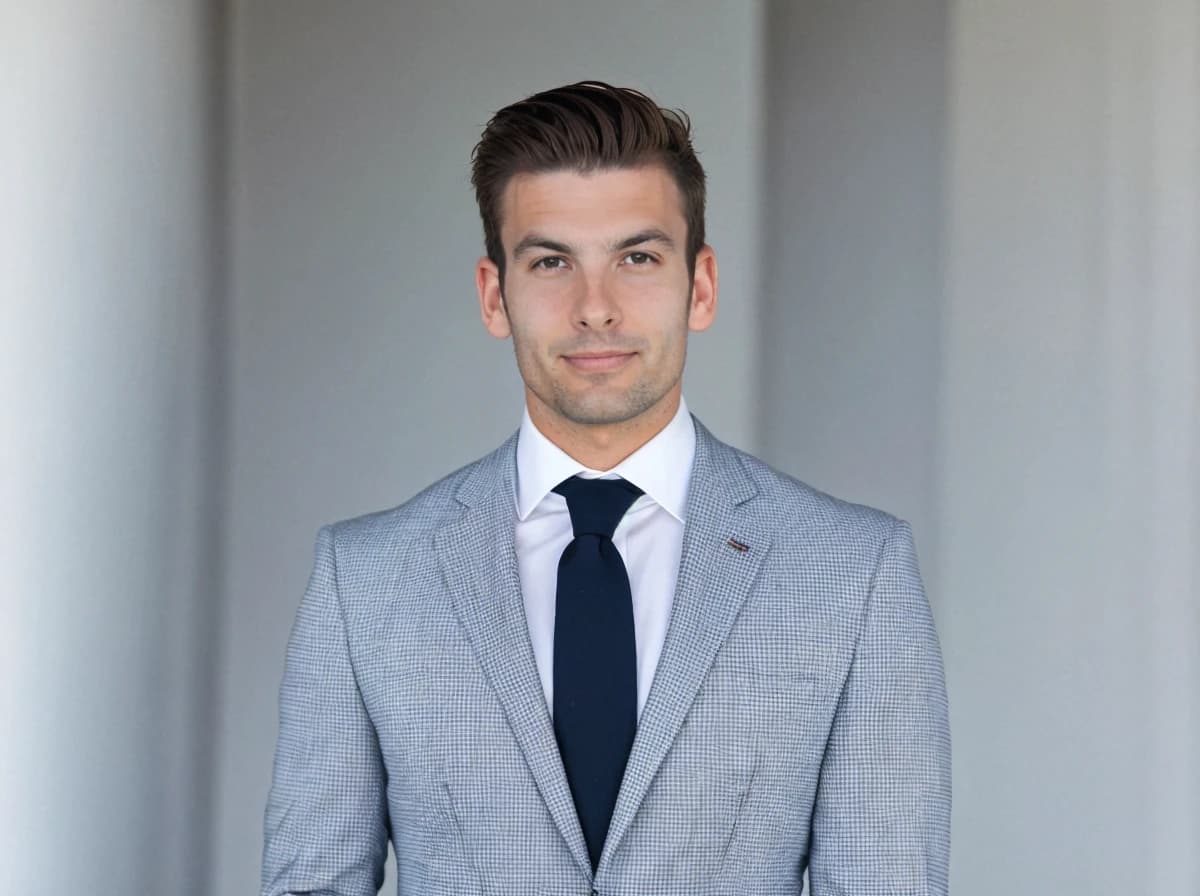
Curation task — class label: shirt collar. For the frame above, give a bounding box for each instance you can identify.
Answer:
[515,396,696,523]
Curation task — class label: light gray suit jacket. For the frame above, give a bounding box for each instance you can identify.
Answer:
[261,419,950,896]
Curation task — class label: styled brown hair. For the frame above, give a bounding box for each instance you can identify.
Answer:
[471,81,706,280]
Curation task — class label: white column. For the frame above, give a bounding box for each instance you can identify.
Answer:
[940,0,1198,891]
[1138,1,1199,888]
[0,3,223,892]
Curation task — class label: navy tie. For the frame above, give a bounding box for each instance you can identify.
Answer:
[552,475,643,870]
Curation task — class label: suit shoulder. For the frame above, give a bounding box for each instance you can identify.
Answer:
[321,438,513,552]
[728,444,902,540]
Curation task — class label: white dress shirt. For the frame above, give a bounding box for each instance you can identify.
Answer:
[514,397,696,720]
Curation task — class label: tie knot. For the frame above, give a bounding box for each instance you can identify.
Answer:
[553,476,644,539]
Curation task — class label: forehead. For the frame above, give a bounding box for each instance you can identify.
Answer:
[499,166,685,244]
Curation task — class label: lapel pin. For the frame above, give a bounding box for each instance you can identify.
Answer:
[726,538,750,553]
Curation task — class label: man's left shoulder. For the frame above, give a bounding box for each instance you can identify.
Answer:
[707,432,903,547]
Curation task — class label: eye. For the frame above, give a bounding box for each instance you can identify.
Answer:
[621,251,656,266]
[532,256,568,271]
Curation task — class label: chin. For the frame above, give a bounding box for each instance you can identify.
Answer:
[551,385,666,427]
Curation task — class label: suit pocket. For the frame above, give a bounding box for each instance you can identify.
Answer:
[717,632,843,685]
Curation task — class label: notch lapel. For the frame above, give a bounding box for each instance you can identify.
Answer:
[433,437,592,878]
[600,422,771,869]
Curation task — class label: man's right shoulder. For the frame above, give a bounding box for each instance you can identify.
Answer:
[318,433,516,553]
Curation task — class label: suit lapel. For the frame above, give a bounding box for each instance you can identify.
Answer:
[433,437,592,878]
[600,421,771,869]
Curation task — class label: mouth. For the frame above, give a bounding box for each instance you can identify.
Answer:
[561,351,637,373]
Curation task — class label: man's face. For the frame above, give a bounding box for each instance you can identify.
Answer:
[476,165,717,433]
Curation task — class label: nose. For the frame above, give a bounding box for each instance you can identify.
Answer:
[572,274,621,330]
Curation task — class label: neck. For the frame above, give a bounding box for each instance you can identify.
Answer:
[527,387,681,470]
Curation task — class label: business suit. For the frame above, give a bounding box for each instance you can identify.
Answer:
[261,418,951,895]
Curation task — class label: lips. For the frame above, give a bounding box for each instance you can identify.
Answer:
[562,351,636,373]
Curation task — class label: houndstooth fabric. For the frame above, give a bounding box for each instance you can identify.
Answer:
[261,419,951,896]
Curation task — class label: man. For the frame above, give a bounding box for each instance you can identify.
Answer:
[262,82,950,896]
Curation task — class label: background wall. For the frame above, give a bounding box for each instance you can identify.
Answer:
[759,0,948,595]
[5,2,1196,895]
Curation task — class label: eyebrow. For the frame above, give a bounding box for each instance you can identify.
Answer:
[510,228,677,260]
[609,229,676,253]
[511,234,573,259]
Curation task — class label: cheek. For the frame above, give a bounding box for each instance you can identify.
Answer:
[507,306,558,360]
[636,294,691,346]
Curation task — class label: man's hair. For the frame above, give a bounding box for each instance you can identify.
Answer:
[471,81,706,280]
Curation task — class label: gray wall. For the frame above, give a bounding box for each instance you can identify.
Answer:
[213,2,764,892]
[2,2,223,893]
[760,0,948,595]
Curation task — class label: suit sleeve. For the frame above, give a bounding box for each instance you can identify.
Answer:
[261,526,389,896]
[808,519,952,895]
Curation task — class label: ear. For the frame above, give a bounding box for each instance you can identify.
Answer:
[687,245,718,333]
[476,256,511,339]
